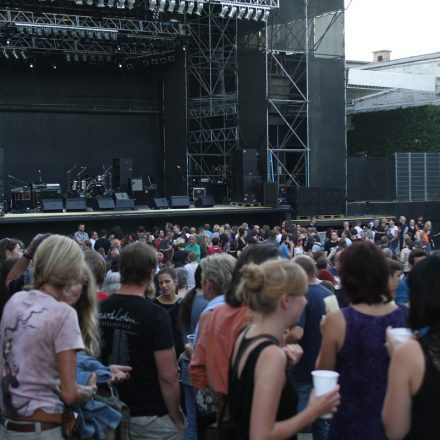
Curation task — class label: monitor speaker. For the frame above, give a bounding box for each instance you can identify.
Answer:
[114,192,135,210]
[263,182,279,206]
[65,198,87,212]
[195,195,215,208]
[92,197,115,211]
[170,196,190,209]
[151,198,169,209]
[42,199,63,213]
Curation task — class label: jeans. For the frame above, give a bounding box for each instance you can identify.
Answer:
[130,414,185,440]
[295,380,329,440]
[0,423,63,440]
[184,385,198,440]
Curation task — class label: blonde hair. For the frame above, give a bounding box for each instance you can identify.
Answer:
[33,235,84,300]
[74,263,100,358]
[237,259,308,314]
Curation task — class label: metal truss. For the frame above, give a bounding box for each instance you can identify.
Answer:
[186,3,238,190]
[213,0,279,8]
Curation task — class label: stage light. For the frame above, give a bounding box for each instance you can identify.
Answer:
[253,9,263,21]
[177,0,185,14]
[228,6,237,18]
[107,0,115,6]
[2,49,9,59]
[52,64,57,69]
[29,62,34,68]
[118,63,123,68]
[127,0,135,8]
[12,50,19,60]
[86,0,93,5]
[195,0,204,15]
[158,0,166,11]
[97,0,105,6]
[261,10,270,23]
[237,7,246,19]
[219,5,229,18]
[167,0,176,12]
[66,53,71,62]
[187,1,195,14]
[6,39,10,45]
[117,0,125,8]
[149,0,156,11]
[245,8,254,19]
[20,50,27,60]
[74,0,83,4]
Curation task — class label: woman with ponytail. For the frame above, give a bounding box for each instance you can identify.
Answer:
[229,259,340,439]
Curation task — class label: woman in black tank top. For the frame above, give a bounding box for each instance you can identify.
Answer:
[383,256,440,440]
[229,259,340,440]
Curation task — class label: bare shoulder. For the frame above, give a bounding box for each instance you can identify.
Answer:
[256,345,287,373]
[323,309,345,333]
[394,339,424,366]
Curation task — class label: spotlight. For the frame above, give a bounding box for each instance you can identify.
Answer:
[117,0,125,8]
[118,63,123,68]
[187,1,195,14]
[86,0,93,5]
[79,30,86,38]
[158,0,166,11]
[97,0,105,6]
[228,6,237,18]
[237,7,246,19]
[52,64,57,69]
[29,62,34,68]
[245,8,254,19]
[2,49,9,60]
[142,59,150,67]
[103,32,110,39]
[20,50,27,60]
[261,10,270,23]
[111,32,117,40]
[177,0,185,14]
[127,0,135,7]
[149,0,156,11]
[219,5,228,18]
[107,0,115,5]
[253,9,263,21]
[74,0,83,4]
[36,27,42,36]
[167,0,176,12]
[12,50,19,60]
[195,0,204,15]
[6,39,10,45]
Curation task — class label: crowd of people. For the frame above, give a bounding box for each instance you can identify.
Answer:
[0,215,438,440]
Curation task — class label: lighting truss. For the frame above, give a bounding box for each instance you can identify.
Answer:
[212,0,278,8]
[187,1,195,14]
[168,0,176,11]
[177,0,186,14]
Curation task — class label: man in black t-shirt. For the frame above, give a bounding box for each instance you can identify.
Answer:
[94,229,111,255]
[99,242,185,439]
[324,230,339,257]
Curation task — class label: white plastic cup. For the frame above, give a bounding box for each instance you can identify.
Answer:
[389,327,412,343]
[311,370,339,419]
[187,334,195,346]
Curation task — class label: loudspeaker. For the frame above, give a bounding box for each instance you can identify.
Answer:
[263,182,279,206]
[170,196,190,209]
[321,187,346,215]
[112,158,133,192]
[232,175,262,203]
[90,197,115,211]
[41,199,63,213]
[231,149,259,176]
[130,178,143,192]
[151,198,169,209]
[297,188,321,216]
[65,198,87,212]
[114,192,135,210]
[195,195,215,208]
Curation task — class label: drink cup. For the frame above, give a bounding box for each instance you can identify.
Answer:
[389,327,412,343]
[187,334,195,346]
[311,370,339,419]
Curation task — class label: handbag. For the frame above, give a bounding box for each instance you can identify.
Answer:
[195,388,223,417]
[205,395,240,440]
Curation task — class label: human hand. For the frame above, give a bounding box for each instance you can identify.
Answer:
[282,344,303,366]
[307,386,340,419]
[184,343,193,359]
[385,326,413,357]
[77,373,97,404]
[109,365,132,383]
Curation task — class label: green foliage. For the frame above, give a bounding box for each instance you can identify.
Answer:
[348,105,440,157]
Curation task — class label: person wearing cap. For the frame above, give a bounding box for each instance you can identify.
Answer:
[172,239,188,268]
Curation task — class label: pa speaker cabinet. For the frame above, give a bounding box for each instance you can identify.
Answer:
[263,182,279,206]
[232,175,262,203]
[195,195,215,208]
[170,196,190,209]
[89,197,115,211]
[114,192,135,210]
[297,187,321,216]
[42,199,63,213]
[65,198,87,212]
[231,149,259,177]
[151,198,169,209]
[112,158,133,192]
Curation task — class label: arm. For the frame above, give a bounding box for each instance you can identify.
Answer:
[315,310,345,371]
[5,256,30,292]
[250,346,340,440]
[382,341,422,440]
[189,312,210,389]
[285,326,303,344]
[154,348,184,429]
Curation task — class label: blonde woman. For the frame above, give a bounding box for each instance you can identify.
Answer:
[229,259,340,440]
[0,235,96,439]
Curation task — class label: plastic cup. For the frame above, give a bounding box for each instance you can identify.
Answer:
[311,370,339,419]
[389,327,412,343]
[187,334,195,346]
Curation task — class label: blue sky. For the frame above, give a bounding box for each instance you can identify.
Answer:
[345,0,440,61]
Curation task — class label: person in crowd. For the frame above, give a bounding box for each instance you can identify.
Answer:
[83,249,109,302]
[324,231,339,257]
[395,249,427,305]
[373,218,387,245]
[424,220,433,253]
[382,256,440,440]
[155,267,185,359]
[89,231,98,250]
[102,255,121,295]
[388,218,399,256]
[406,219,417,242]
[176,267,189,300]
[398,216,408,250]
[236,227,247,254]
[316,241,409,440]
[400,237,414,275]
[160,231,175,262]
[74,223,89,249]
[94,229,111,255]
[388,259,403,300]
[293,237,304,257]
[0,238,23,271]
[184,252,198,291]
[196,228,208,259]
[279,235,293,259]
[177,266,208,440]
[186,235,201,263]
[229,259,340,439]
[207,237,223,255]
[227,240,239,259]
[173,239,189,268]
[0,235,96,439]
[99,242,185,439]
[287,255,332,440]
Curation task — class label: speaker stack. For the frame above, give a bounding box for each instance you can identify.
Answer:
[230,149,262,204]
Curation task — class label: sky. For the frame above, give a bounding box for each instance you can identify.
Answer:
[345,0,440,62]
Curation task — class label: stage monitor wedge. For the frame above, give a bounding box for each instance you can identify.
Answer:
[151,198,169,209]
[42,199,63,213]
[65,198,87,212]
[170,196,190,209]
[195,195,215,208]
[114,192,135,210]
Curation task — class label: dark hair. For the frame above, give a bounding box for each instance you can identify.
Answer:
[225,243,280,307]
[316,256,328,270]
[178,264,202,332]
[409,249,427,267]
[120,242,156,285]
[100,229,107,237]
[83,250,106,287]
[158,267,177,281]
[0,257,20,317]
[212,237,219,246]
[0,238,21,268]
[388,259,403,275]
[340,241,391,305]
[110,255,120,273]
[408,256,440,330]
